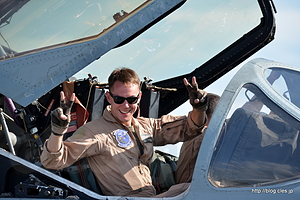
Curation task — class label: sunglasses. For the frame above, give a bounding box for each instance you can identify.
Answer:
[109,92,140,104]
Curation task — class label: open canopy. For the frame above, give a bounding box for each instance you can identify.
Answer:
[0,0,275,116]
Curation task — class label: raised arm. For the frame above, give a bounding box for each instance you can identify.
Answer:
[183,76,207,127]
[46,91,75,153]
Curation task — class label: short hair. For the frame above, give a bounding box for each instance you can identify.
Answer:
[108,67,141,90]
[206,93,220,118]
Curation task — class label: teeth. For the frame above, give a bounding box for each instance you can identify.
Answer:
[120,110,130,114]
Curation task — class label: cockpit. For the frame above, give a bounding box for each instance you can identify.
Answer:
[0,0,288,199]
[206,60,300,192]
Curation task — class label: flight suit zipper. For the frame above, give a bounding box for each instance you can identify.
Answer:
[125,125,144,174]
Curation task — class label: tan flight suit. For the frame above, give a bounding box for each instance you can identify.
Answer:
[41,106,204,197]
[176,130,206,184]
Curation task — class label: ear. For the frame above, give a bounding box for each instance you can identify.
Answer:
[137,91,142,104]
[106,91,113,104]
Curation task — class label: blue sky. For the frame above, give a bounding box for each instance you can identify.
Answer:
[75,0,264,83]
[171,0,300,116]
[78,0,300,103]
[159,0,300,156]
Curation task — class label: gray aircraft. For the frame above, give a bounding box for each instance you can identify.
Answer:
[0,0,299,199]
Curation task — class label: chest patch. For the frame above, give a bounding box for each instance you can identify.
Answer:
[114,129,132,148]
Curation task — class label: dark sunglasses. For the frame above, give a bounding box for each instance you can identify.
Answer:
[109,92,140,104]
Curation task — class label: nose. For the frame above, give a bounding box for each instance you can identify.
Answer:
[123,100,130,107]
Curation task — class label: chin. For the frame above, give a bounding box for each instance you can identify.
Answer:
[118,116,131,124]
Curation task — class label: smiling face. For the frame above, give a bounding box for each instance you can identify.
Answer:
[106,80,141,126]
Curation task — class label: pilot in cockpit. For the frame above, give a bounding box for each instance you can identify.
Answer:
[41,67,209,197]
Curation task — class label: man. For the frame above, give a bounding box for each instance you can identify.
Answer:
[176,93,220,184]
[41,68,208,197]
